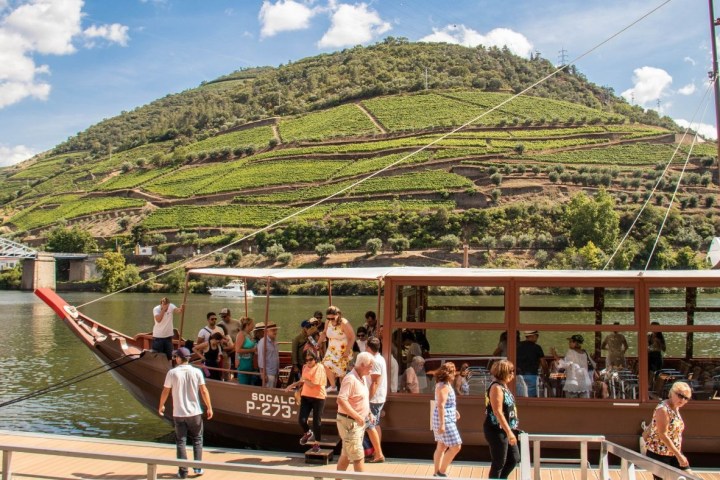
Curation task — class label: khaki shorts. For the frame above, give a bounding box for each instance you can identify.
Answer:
[336,414,365,462]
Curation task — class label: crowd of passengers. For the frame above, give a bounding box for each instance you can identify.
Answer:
[153,298,711,400]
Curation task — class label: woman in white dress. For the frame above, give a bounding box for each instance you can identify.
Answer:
[550,334,595,398]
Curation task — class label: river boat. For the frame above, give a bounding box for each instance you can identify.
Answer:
[35,267,720,460]
[208,280,255,298]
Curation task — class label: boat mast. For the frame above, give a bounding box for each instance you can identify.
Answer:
[709,0,720,180]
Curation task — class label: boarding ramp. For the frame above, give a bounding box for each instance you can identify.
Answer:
[518,432,703,480]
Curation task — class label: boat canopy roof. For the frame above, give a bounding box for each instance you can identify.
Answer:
[187,267,720,282]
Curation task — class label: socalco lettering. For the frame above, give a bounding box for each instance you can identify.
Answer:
[245,392,297,419]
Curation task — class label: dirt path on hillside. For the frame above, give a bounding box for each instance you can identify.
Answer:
[355,102,387,134]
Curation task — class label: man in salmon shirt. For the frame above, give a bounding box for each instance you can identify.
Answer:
[335,351,375,474]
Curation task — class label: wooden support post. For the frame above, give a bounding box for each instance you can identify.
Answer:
[146,463,157,480]
[2,449,11,480]
[580,440,588,480]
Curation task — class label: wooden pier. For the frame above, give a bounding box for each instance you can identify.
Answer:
[1,430,719,480]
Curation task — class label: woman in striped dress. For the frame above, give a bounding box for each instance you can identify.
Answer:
[431,362,461,477]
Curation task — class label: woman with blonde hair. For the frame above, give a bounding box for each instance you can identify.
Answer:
[484,359,520,479]
[431,362,461,477]
[235,317,257,385]
[644,381,692,479]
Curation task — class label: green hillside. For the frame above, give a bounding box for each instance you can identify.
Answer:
[0,40,717,272]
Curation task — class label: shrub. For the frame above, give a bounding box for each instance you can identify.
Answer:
[225,249,242,266]
[151,253,167,265]
[499,234,517,249]
[265,243,285,259]
[315,243,336,258]
[388,236,410,253]
[366,238,383,256]
[438,234,461,251]
[277,252,293,265]
[490,173,503,186]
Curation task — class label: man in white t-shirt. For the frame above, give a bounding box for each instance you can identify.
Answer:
[365,336,387,463]
[158,348,213,479]
[152,297,184,359]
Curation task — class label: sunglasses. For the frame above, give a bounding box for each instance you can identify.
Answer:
[675,391,691,401]
[327,315,338,320]
[304,358,315,363]
[357,334,367,339]
[209,317,217,321]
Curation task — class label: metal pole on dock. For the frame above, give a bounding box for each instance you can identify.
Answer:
[708,0,720,181]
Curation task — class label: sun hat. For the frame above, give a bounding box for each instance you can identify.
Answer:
[523,330,539,336]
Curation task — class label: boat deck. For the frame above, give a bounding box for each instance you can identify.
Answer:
[1,430,718,480]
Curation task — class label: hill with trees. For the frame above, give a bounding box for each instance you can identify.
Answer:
[0,39,716,282]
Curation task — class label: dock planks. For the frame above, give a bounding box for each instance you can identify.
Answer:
[0,430,717,480]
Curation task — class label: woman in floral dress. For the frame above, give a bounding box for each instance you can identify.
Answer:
[319,305,355,393]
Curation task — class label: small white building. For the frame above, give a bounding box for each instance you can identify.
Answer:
[134,244,155,256]
[0,257,19,270]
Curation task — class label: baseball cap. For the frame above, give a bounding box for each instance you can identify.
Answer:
[523,330,539,336]
[172,347,191,359]
[220,308,230,315]
[568,334,584,344]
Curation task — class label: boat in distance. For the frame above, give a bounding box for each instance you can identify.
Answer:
[35,267,720,461]
[208,280,255,298]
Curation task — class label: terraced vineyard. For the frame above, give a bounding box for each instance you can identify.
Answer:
[1,86,715,250]
[279,104,379,142]
[8,195,146,231]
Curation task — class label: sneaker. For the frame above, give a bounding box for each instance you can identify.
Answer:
[326,386,337,393]
[193,468,204,476]
[177,472,187,479]
[300,430,313,445]
[311,444,321,453]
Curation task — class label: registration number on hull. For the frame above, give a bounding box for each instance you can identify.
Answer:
[245,392,298,419]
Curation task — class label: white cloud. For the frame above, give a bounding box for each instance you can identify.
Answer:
[83,23,129,47]
[684,56,696,66]
[259,0,317,38]
[0,144,36,167]
[621,66,672,106]
[677,83,696,95]
[675,119,718,140]
[0,0,129,109]
[318,2,391,48]
[420,25,533,58]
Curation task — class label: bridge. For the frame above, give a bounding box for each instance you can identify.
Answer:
[0,237,100,290]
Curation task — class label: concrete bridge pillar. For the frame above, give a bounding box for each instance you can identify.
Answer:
[21,253,56,291]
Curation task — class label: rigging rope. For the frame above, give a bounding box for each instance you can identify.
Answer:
[77,0,674,309]
[603,79,714,270]
[644,98,713,270]
[0,353,141,409]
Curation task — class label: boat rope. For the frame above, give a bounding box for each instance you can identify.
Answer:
[644,99,713,270]
[603,79,714,270]
[77,0,673,309]
[0,353,141,409]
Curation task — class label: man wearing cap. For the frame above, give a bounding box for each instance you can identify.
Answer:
[516,331,547,397]
[257,322,280,388]
[158,348,213,479]
[292,319,318,381]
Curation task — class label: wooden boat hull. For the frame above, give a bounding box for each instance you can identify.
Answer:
[34,285,719,462]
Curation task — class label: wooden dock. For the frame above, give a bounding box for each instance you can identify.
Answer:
[1,430,718,480]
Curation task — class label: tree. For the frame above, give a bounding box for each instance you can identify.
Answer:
[0,265,22,289]
[438,234,461,251]
[225,249,242,266]
[96,252,142,292]
[264,243,285,260]
[45,226,98,253]
[365,238,383,256]
[564,189,619,252]
[388,236,410,253]
[315,243,336,258]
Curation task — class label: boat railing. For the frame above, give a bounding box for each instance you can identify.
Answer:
[518,432,703,480]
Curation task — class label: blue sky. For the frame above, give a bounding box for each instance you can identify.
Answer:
[0,0,716,167]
